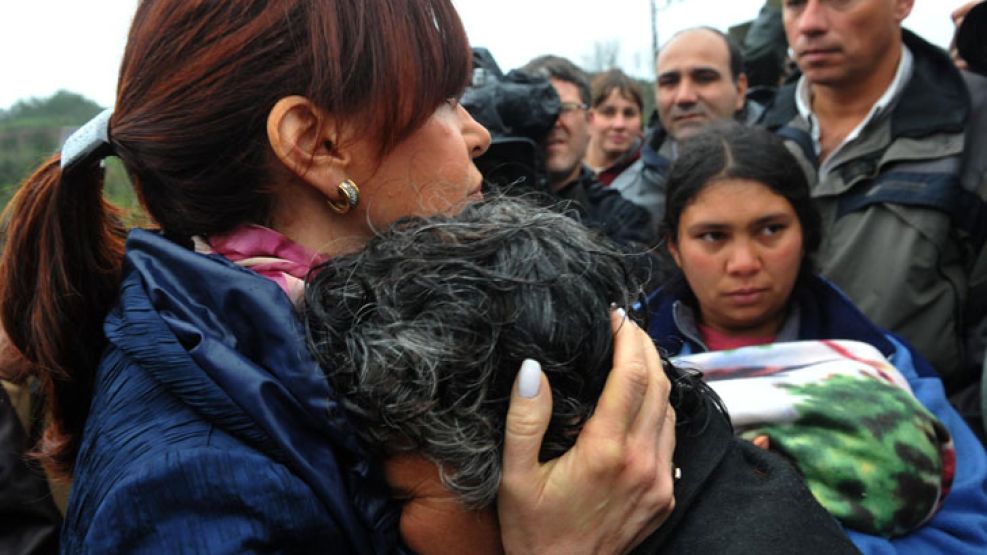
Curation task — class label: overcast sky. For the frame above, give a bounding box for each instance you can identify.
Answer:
[0,0,969,110]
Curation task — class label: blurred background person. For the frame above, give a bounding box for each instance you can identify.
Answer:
[584,69,644,186]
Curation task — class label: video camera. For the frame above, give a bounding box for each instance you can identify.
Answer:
[461,48,561,195]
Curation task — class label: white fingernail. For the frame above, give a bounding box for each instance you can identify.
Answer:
[616,307,627,320]
[518,359,542,399]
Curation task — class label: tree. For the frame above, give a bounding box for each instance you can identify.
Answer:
[0,91,145,225]
[583,40,621,73]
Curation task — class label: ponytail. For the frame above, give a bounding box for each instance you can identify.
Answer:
[0,150,127,478]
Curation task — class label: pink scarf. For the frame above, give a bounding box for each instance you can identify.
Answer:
[194,224,328,304]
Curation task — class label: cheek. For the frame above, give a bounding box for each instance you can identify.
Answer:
[677,244,721,287]
[767,236,804,284]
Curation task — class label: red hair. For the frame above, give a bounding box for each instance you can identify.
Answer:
[0,0,471,477]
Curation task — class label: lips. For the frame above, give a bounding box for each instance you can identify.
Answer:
[674,113,705,124]
[724,287,768,306]
[798,47,840,65]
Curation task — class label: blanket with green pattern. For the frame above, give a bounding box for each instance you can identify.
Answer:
[675,340,954,537]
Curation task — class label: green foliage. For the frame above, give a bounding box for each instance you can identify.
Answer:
[0,90,103,130]
[0,90,145,226]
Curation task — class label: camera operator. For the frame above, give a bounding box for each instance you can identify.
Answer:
[463,51,657,250]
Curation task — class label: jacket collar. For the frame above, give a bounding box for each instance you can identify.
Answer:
[761,30,969,140]
[646,275,896,358]
[108,229,399,553]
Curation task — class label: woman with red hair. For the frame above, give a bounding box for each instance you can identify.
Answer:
[0,1,675,552]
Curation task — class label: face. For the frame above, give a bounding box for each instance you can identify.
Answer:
[351,99,491,231]
[656,29,747,140]
[589,89,642,159]
[668,179,804,338]
[783,0,914,87]
[544,78,591,190]
[384,454,502,555]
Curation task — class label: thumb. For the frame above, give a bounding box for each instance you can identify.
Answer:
[502,359,553,481]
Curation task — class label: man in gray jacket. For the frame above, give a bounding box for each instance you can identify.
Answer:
[758,0,987,403]
[612,27,758,233]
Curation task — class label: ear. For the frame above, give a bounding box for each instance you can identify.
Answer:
[734,73,749,112]
[267,96,351,199]
[893,0,914,22]
[666,236,683,268]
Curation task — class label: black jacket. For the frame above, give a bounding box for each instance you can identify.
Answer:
[0,384,60,555]
[633,389,859,554]
[557,167,658,247]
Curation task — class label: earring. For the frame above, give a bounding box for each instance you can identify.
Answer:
[327,179,360,214]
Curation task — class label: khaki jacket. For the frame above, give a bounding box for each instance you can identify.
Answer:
[760,31,987,390]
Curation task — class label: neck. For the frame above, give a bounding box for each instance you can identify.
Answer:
[550,165,582,192]
[584,139,619,170]
[270,176,369,257]
[809,43,902,129]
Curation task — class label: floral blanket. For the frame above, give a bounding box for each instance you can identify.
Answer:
[675,340,955,537]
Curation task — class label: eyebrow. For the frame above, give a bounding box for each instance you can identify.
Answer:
[657,65,722,80]
[684,212,793,233]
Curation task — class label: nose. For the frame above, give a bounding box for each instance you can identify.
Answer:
[725,240,761,276]
[461,106,491,158]
[794,0,829,37]
[673,82,698,106]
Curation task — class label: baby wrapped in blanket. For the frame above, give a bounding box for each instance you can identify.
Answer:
[675,339,954,537]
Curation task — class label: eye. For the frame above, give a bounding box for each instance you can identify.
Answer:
[697,231,725,243]
[760,223,787,237]
[657,74,679,88]
[692,69,721,84]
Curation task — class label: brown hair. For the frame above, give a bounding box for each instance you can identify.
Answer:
[0,0,471,477]
[590,69,643,112]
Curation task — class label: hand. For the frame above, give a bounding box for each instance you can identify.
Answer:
[497,309,676,555]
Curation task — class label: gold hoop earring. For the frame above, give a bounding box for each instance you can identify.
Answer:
[327,179,360,214]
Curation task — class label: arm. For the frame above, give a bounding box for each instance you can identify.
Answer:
[846,336,987,554]
[497,310,677,555]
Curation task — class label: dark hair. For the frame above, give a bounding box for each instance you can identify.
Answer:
[521,55,591,105]
[0,0,471,477]
[590,69,644,112]
[304,197,719,507]
[663,122,821,284]
[662,26,746,83]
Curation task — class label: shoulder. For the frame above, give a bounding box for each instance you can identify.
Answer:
[64,447,337,554]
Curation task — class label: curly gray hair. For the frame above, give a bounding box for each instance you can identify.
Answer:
[304,198,674,508]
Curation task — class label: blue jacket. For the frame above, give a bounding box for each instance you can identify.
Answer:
[646,276,987,554]
[61,230,402,554]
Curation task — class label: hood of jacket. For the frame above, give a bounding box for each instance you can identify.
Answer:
[105,229,399,553]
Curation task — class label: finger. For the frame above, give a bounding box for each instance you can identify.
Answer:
[752,435,771,450]
[591,308,651,438]
[628,329,671,438]
[501,359,553,484]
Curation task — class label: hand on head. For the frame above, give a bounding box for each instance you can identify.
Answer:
[498,309,676,554]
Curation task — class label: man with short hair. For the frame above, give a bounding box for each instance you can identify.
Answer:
[611,27,756,225]
[759,0,987,411]
[520,55,654,246]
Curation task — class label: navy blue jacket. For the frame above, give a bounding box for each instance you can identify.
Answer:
[61,230,401,553]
